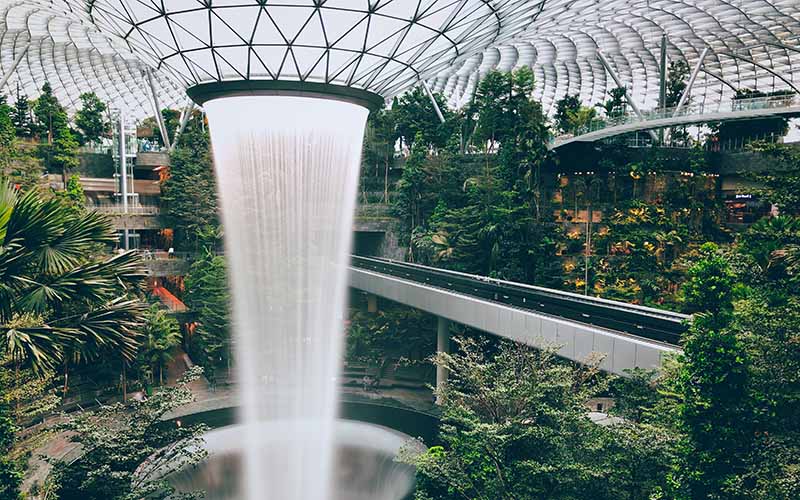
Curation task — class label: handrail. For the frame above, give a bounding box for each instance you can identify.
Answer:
[350,255,688,345]
[552,93,800,146]
[91,204,160,215]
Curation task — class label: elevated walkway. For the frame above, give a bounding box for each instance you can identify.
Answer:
[552,94,800,149]
[349,257,687,375]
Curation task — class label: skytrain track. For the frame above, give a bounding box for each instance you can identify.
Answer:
[350,256,689,346]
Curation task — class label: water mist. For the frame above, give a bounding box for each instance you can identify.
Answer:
[204,95,367,499]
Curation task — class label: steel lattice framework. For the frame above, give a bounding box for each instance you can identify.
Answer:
[0,1,798,121]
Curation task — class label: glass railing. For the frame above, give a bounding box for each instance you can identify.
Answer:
[92,204,160,215]
[553,93,799,145]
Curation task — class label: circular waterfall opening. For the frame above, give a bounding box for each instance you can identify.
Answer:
[156,420,423,500]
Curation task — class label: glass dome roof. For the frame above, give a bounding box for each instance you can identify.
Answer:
[0,1,797,120]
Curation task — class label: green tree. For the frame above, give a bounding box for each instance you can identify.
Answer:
[672,246,752,499]
[665,60,690,108]
[0,100,16,171]
[11,85,32,139]
[554,94,581,134]
[32,82,68,144]
[363,105,397,203]
[409,337,675,500]
[601,87,627,119]
[160,116,218,251]
[49,367,207,500]
[183,250,229,381]
[140,305,181,386]
[745,142,800,215]
[74,92,108,145]
[393,87,456,149]
[680,242,736,320]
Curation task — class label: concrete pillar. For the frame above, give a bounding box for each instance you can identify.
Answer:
[436,316,451,402]
[367,294,378,313]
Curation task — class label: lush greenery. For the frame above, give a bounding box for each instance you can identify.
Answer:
[47,367,206,500]
[409,337,677,499]
[183,249,229,382]
[160,113,219,252]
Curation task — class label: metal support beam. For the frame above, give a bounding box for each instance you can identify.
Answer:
[436,316,451,403]
[118,114,129,250]
[0,44,29,90]
[659,33,668,110]
[421,80,446,124]
[170,100,194,152]
[596,50,660,142]
[658,34,668,144]
[145,69,171,150]
[673,48,710,116]
[722,52,800,94]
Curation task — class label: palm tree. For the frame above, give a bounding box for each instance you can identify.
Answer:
[0,179,147,381]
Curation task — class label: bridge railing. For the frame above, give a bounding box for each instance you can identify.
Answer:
[553,93,799,145]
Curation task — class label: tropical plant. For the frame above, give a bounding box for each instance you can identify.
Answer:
[183,250,229,381]
[0,180,146,377]
[48,366,207,500]
[140,305,181,386]
[160,115,219,251]
[408,336,676,500]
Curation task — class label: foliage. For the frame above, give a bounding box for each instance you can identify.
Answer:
[11,86,33,139]
[160,116,218,251]
[553,94,581,134]
[680,242,736,319]
[346,304,435,364]
[730,297,800,499]
[409,337,675,500]
[601,87,627,119]
[32,83,77,176]
[48,366,207,500]
[140,109,182,148]
[392,87,456,149]
[745,142,800,215]
[74,93,108,145]
[665,60,690,108]
[0,100,15,171]
[139,305,181,386]
[32,83,68,143]
[0,180,147,375]
[183,250,229,381]
[0,402,20,500]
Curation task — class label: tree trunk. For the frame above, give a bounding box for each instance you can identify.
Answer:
[121,361,127,401]
[63,359,69,398]
[383,154,389,204]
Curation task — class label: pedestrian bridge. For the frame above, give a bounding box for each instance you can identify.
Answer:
[349,256,687,376]
[551,94,800,149]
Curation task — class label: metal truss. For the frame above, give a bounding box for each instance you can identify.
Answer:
[0,1,797,122]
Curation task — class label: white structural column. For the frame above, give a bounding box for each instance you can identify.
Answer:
[145,69,171,150]
[596,50,660,142]
[673,48,710,116]
[422,80,446,124]
[118,114,129,250]
[170,100,194,151]
[0,44,29,90]
[436,316,451,401]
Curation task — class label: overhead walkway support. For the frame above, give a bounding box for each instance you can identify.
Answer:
[349,257,687,376]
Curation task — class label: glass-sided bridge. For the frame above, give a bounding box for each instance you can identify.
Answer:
[551,93,800,149]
